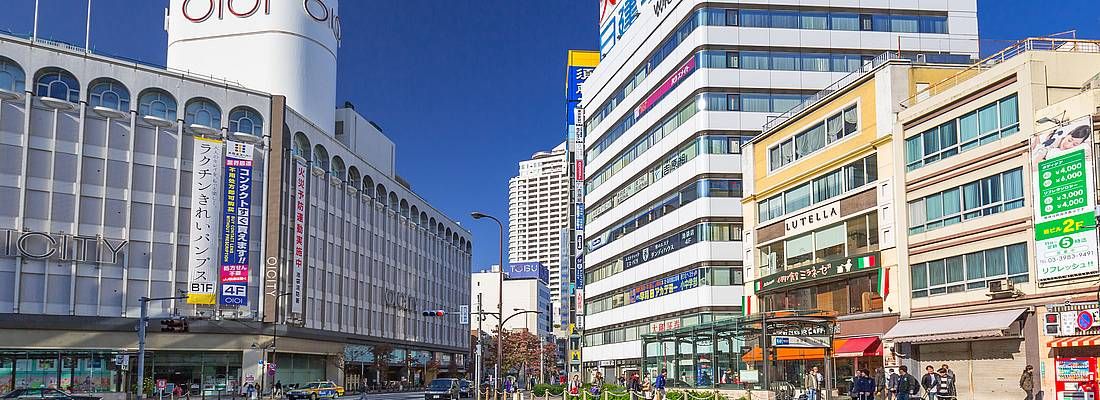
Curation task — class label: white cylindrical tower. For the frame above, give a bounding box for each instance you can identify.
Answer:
[167,0,340,132]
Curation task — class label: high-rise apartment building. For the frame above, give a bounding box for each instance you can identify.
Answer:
[580,0,979,377]
[509,143,570,333]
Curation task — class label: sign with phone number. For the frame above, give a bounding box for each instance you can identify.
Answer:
[630,269,700,303]
[1033,116,1100,282]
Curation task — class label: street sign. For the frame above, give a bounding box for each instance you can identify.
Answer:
[156,379,167,390]
[772,336,830,348]
[570,350,581,364]
[459,305,470,325]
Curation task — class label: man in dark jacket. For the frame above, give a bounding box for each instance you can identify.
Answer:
[921,365,940,400]
[852,369,876,400]
[894,366,919,400]
[1020,365,1035,400]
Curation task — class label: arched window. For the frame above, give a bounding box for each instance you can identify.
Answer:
[228,106,264,136]
[347,166,362,189]
[331,156,346,180]
[313,145,330,171]
[184,98,222,129]
[137,89,177,120]
[88,79,131,111]
[35,68,79,102]
[0,57,26,93]
[363,175,375,197]
[292,132,311,160]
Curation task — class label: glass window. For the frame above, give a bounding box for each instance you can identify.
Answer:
[984,247,1006,277]
[911,263,928,290]
[88,79,131,111]
[928,260,946,286]
[941,188,962,225]
[740,9,769,27]
[773,94,805,113]
[184,98,222,129]
[1007,243,1028,275]
[725,9,739,26]
[959,111,979,147]
[891,15,920,33]
[785,233,813,267]
[138,90,178,121]
[35,68,80,103]
[843,106,858,136]
[771,10,799,28]
[977,103,999,140]
[742,93,771,112]
[800,12,829,29]
[229,108,264,135]
[919,15,948,33]
[801,53,831,72]
[871,14,891,31]
[1000,95,1020,133]
[784,183,811,213]
[780,139,795,167]
[0,58,25,93]
[772,52,800,71]
[760,241,784,272]
[830,13,859,31]
[813,169,843,203]
[905,136,923,170]
[815,223,846,262]
[946,256,965,284]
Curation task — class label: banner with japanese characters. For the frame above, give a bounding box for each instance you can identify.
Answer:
[187,137,224,305]
[1032,116,1099,282]
[218,140,255,306]
[291,161,307,314]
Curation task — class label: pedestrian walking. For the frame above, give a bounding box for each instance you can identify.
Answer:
[1020,365,1035,400]
[935,368,953,400]
[569,375,581,397]
[939,364,956,397]
[803,366,822,400]
[642,374,652,400]
[654,369,667,400]
[619,373,626,387]
[852,369,876,400]
[921,366,940,400]
[894,367,918,400]
[874,368,886,400]
[886,368,899,400]
[274,381,282,398]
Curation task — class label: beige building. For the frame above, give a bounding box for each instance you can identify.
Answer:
[508,143,570,334]
[886,38,1100,400]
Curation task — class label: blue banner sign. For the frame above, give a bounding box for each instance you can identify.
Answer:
[219,141,254,306]
[630,269,701,303]
[622,226,697,269]
[505,262,549,283]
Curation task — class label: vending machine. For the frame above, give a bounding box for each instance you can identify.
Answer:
[1056,358,1098,400]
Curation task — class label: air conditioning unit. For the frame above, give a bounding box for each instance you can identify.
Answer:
[987,279,1017,299]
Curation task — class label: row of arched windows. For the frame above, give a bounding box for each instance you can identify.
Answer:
[0,57,263,135]
[290,131,471,253]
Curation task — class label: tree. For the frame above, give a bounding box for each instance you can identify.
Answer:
[483,330,557,376]
[371,343,394,374]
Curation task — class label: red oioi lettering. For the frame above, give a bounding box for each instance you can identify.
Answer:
[180,0,340,41]
[599,0,619,24]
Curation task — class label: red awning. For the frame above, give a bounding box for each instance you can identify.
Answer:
[834,337,882,357]
[1048,335,1100,348]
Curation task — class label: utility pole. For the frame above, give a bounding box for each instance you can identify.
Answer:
[476,293,483,400]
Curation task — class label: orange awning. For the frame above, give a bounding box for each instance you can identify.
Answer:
[834,337,882,358]
[1048,335,1100,348]
[741,339,844,362]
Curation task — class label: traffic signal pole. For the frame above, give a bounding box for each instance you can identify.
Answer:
[136,295,186,400]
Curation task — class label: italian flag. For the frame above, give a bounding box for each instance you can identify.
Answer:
[854,255,876,269]
[741,295,752,316]
[876,267,890,298]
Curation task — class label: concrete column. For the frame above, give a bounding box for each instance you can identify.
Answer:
[242,349,265,391]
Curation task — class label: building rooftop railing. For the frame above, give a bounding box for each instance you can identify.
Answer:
[902,37,1100,108]
[761,51,905,133]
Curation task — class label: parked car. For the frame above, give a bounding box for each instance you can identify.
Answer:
[285,381,343,400]
[457,380,471,398]
[424,379,459,400]
[2,388,100,400]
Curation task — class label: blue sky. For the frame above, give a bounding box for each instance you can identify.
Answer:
[1,0,1097,270]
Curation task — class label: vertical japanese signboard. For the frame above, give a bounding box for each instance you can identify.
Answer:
[187,137,224,305]
[565,50,598,371]
[1032,116,1099,282]
[219,140,255,306]
[291,162,307,314]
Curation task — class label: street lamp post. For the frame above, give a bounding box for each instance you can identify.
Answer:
[470,211,504,397]
[136,295,187,400]
[264,292,292,397]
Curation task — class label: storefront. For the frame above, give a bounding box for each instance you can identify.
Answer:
[1043,302,1100,400]
[641,310,837,393]
[885,308,1029,400]
[0,351,125,394]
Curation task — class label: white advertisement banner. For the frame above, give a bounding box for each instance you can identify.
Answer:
[292,161,307,314]
[187,137,224,305]
[1031,116,1100,282]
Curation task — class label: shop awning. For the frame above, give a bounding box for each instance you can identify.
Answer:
[834,337,882,357]
[741,339,844,362]
[883,308,1027,343]
[1048,335,1100,348]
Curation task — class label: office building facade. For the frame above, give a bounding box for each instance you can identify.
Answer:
[0,0,471,396]
[508,144,569,334]
[470,263,553,339]
[580,0,979,377]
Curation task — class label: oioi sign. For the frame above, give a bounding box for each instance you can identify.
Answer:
[180,0,341,41]
[1031,116,1100,282]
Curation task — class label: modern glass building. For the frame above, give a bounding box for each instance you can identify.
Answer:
[580,0,979,380]
[0,1,471,396]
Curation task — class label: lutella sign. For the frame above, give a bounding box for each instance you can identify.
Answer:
[1,229,127,264]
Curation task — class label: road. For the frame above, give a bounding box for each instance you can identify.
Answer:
[338,392,425,400]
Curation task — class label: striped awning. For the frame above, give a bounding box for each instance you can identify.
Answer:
[1048,335,1100,348]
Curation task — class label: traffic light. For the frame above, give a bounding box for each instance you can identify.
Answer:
[422,310,445,317]
[160,317,189,332]
[1044,313,1060,335]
